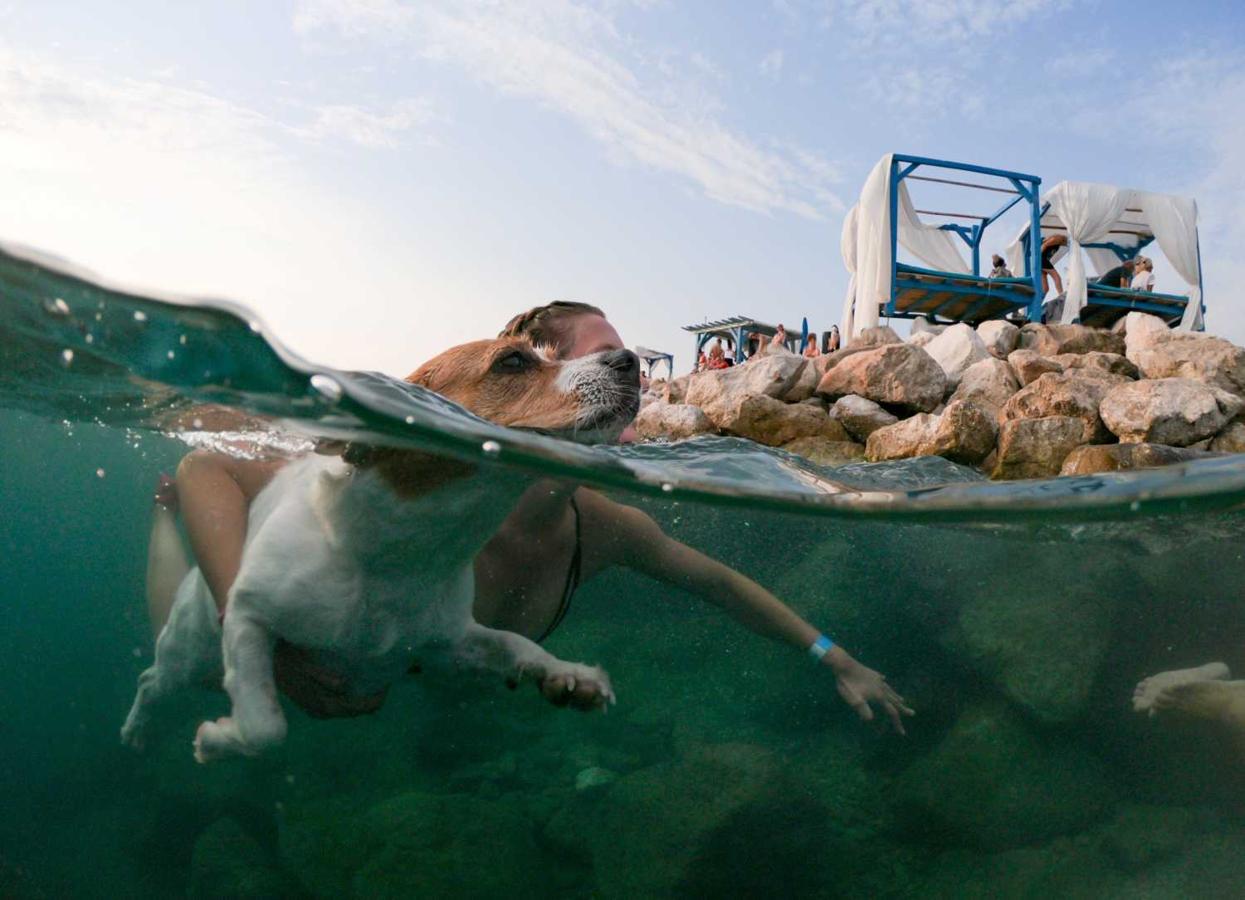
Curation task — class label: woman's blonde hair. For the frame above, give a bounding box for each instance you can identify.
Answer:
[499,301,606,355]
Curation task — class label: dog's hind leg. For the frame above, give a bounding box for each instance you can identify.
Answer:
[451,623,615,710]
[194,610,287,763]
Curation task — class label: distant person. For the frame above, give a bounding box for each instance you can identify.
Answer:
[1041,233,1068,296]
[696,351,707,373]
[706,339,730,370]
[770,324,787,352]
[1096,259,1136,289]
[825,326,841,353]
[1130,257,1156,292]
[989,254,1012,279]
[803,335,820,359]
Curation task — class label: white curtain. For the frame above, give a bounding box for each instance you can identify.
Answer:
[896,182,971,275]
[841,154,970,340]
[1047,182,1135,325]
[1141,191,1203,330]
[839,203,860,339]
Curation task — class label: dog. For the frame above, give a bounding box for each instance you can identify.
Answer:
[121,337,641,762]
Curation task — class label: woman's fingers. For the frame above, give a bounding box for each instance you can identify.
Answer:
[884,701,907,736]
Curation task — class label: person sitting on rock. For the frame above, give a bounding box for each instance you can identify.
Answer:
[1132,662,1245,749]
[706,338,731,370]
[989,254,1012,279]
[803,335,820,359]
[824,326,841,353]
[770,324,787,352]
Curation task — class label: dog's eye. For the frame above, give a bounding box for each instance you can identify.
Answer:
[492,351,532,374]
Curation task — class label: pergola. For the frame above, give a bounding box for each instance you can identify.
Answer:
[634,345,674,380]
[682,316,798,365]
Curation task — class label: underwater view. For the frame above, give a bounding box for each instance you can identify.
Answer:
[5,242,1245,899]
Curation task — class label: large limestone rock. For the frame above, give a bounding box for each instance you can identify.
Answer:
[999,372,1116,443]
[781,436,866,466]
[1128,333,1245,395]
[664,374,690,403]
[779,359,819,403]
[847,324,903,349]
[685,354,806,425]
[1018,322,1125,356]
[1122,311,1173,358]
[940,585,1117,725]
[1007,348,1063,386]
[950,357,1019,418]
[992,416,1084,479]
[553,743,799,898]
[893,701,1115,849]
[634,403,715,440]
[816,343,946,413]
[908,330,936,349]
[1060,443,1215,476]
[1099,377,1243,446]
[865,400,996,466]
[829,394,898,442]
[976,320,1020,359]
[1211,420,1245,453]
[719,394,848,446]
[923,322,991,388]
[1050,351,1139,380]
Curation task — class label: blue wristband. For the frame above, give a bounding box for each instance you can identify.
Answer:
[808,634,834,662]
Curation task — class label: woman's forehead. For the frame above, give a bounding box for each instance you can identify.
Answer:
[568,315,623,356]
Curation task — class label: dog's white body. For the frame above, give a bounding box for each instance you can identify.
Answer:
[122,343,637,761]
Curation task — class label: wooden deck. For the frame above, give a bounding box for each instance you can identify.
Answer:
[1078,285,1190,328]
[888,265,1035,324]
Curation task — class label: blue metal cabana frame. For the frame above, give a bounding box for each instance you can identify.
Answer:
[1016,200,1205,330]
[884,154,1044,324]
[634,347,674,380]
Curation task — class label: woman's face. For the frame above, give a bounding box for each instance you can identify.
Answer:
[560,314,625,359]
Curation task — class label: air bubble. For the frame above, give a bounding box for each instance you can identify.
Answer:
[1129,501,1141,512]
[43,297,70,317]
[310,373,343,403]
[166,350,175,360]
[661,482,674,493]
[179,334,187,345]
[404,415,415,425]
[249,320,262,333]
[482,440,501,456]
[60,348,74,366]
[84,333,94,344]
[96,468,106,478]
[192,418,204,429]
[133,311,147,323]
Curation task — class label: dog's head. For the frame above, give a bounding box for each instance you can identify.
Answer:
[406,336,640,444]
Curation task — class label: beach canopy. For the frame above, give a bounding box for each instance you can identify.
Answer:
[1005,181,1203,330]
[634,345,674,379]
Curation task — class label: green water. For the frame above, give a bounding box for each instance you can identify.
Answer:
[3,245,1245,897]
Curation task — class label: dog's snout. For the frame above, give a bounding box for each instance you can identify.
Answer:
[603,349,639,378]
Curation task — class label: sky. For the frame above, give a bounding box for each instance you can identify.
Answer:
[2,0,1244,377]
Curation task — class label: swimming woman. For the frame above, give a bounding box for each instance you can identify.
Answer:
[147,301,913,732]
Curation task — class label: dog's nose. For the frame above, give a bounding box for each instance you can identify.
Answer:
[603,349,639,376]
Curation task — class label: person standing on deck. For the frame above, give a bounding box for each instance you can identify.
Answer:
[1041,233,1067,296]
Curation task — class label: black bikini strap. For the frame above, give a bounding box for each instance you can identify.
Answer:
[536,495,582,645]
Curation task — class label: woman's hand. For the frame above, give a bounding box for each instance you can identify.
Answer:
[826,650,914,735]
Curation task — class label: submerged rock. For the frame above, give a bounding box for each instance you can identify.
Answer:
[977,319,1020,359]
[998,372,1117,443]
[924,323,991,388]
[830,394,898,442]
[1100,377,1242,446]
[894,701,1115,849]
[633,402,715,440]
[816,343,947,413]
[780,435,866,466]
[1060,442,1216,475]
[939,583,1117,725]
[992,416,1084,479]
[190,818,297,900]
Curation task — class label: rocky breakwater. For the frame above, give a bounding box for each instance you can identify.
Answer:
[635,313,1245,479]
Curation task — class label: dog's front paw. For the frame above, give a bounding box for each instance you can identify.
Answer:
[120,716,147,752]
[538,662,616,712]
[193,717,240,764]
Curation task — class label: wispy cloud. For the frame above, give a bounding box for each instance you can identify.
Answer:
[301,98,435,148]
[759,48,785,82]
[294,0,844,218]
